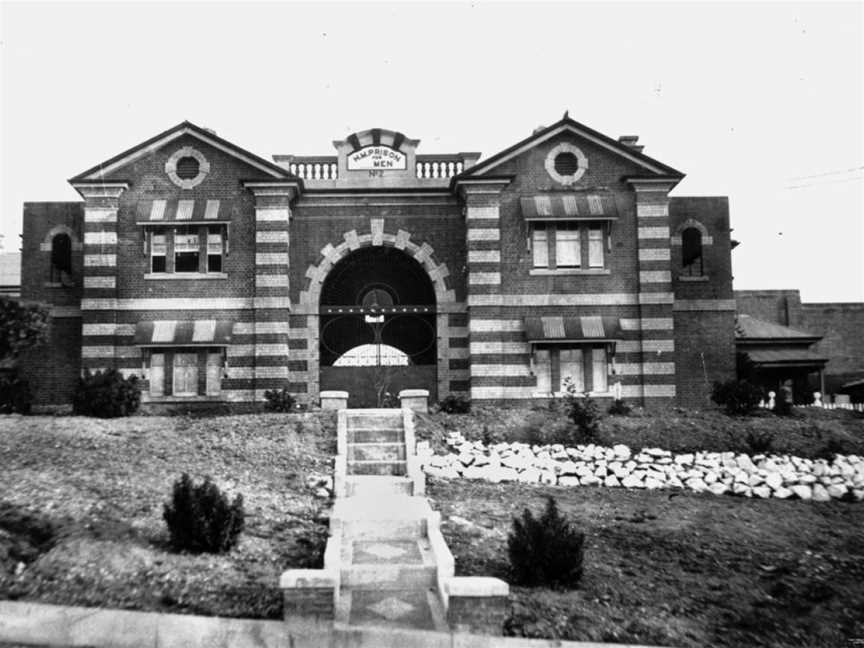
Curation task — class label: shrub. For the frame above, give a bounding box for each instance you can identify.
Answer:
[745,429,774,454]
[264,388,295,412]
[562,379,601,443]
[815,436,848,462]
[507,496,584,588]
[163,473,245,554]
[711,379,764,416]
[438,394,471,414]
[0,371,32,414]
[72,369,140,418]
[607,399,632,416]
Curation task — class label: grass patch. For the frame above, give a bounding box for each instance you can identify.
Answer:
[0,412,335,619]
[429,478,864,648]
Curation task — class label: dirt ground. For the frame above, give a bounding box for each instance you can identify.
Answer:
[430,477,864,648]
[0,413,335,619]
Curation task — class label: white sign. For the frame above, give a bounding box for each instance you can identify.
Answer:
[347,145,406,170]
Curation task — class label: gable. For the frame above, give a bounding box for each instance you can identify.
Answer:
[69,121,295,185]
[458,117,684,182]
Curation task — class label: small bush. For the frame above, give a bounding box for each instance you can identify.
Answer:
[815,436,848,462]
[745,429,775,454]
[438,394,471,414]
[264,388,295,412]
[163,473,245,554]
[607,399,632,416]
[562,379,601,443]
[0,371,32,414]
[508,497,584,588]
[72,369,140,418]
[711,379,764,416]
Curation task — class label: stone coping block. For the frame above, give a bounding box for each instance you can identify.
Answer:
[446,576,509,597]
[320,390,349,410]
[399,389,429,413]
[280,568,338,589]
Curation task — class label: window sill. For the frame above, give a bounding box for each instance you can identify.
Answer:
[678,275,709,282]
[143,394,223,403]
[529,268,610,276]
[43,282,72,288]
[532,391,614,398]
[144,273,227,280]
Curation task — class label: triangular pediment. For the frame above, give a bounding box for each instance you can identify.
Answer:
[69,121,296,184]
[457,115,684,181]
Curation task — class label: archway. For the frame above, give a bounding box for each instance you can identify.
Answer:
[318,246,438,407]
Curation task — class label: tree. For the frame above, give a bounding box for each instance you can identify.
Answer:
[0,298,49,364]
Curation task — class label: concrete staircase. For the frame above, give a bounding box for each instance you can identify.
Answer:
[331,409,450,631]
[281,405,509,643]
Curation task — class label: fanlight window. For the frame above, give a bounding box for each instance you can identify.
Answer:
[334,344,410,367]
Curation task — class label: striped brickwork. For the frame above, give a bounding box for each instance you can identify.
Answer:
[248,184,297,401]
[296,220,460,402]
[632,180,678,400]
[76,184,125,374]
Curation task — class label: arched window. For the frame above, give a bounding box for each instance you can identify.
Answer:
[681,227,703,276]
[334,344,410,367]
[50,233,73,284]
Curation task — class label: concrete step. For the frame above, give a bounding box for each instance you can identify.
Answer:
[349,428,404,444]
[348,460,407,476]
[342,563,437,589]
[346,476,413,497]
[332,495,432,539]
[348,443,406,462]
[346,410,403,430]
[339,587,449,632]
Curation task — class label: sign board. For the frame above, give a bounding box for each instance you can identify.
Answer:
[347,145,406,170]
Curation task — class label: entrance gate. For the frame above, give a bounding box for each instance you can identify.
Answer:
[318,247,437,407]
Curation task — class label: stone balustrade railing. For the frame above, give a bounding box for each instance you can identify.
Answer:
[275,153,480,181]
[283,157,339,180]
[415,155,465,179]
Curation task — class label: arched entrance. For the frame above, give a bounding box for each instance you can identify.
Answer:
[319,246,437,407]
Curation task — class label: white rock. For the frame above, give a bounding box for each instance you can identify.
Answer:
[517,468,541,483]
[827,484,848,499]
[580,475,601,486]
[644,477,664,490]
[747,474,764,487]
[732,482,751,496]
[704,471,719,485]
[594,465,608,478]
[674,453,695,465]
[709,482,729,496]
[797,474,817,485]
[604,475,621,488]
[852,489,864,502]
[458,454,474,467]
[685,477,708,492]
[555,461,579,475]
[575,465,595,478]
[558,475,581,487]
[736,455,756,471]
[622,474,644,488]
[765,473,783,490]
[645,469,667,483]
[462,465,488,480]
[812,484,831,502]
[752,486,772,499]
[772,486,793,499]
[539,471,558,485]
[790,485,813,500]
[613,444,631,459]
[645,447,671,458]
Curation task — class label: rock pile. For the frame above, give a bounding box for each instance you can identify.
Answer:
[417,432,864,502]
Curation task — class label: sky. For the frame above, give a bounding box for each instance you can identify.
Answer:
[1,0,862,301]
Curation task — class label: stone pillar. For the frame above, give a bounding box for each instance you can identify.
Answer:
[399,388,429,413]
[245,182,300,404]
[320,390,348,410]
[629,179,678,406]
[445,576,509,634]
[72,182,127,375]
[457,179,512,402]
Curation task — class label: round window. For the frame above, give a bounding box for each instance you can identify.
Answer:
[554,152,580,176]
[175,156,200,179]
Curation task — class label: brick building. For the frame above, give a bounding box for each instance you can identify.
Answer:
[18,116,738,409]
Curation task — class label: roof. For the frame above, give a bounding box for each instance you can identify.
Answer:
[69,121,299,185]
[840,378,864,391]
[735,314,820,341]
[0,253,21,287]
[453,114,685,183]
[742,349,828,367]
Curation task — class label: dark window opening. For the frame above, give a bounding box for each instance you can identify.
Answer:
[681,227,704,276]
[554,152,580,176]
[176,156,200,179]
[50,233,73,284]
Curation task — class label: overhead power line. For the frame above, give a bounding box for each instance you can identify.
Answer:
[788,165,864,181]
[786,176,864,190]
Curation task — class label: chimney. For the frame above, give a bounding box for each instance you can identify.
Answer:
[533,126,546,135]
[618,135,644,153]
[203,127,217,136]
